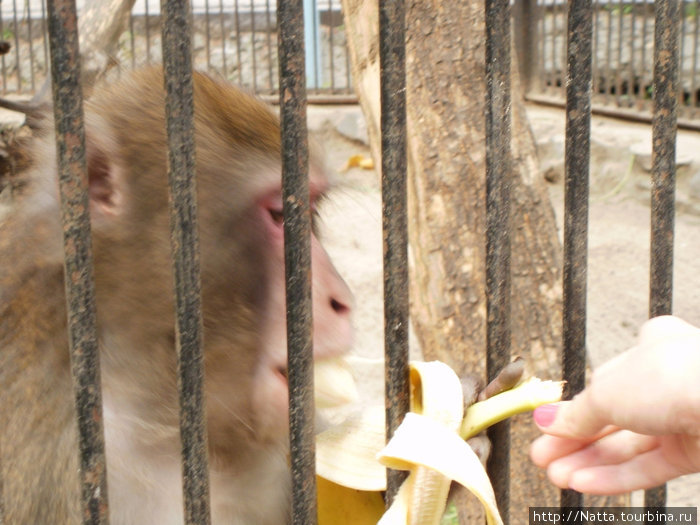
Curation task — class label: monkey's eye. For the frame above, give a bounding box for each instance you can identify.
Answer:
[268,209,284,225]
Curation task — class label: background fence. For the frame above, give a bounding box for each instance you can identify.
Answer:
[1,0,700,121]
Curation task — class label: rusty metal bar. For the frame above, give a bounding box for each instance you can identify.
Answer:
[561,0,592,510]
[646,0,680,515]
[41,0,48,83]
[27,9,36,91]
[234,0,242,85]
[145,0,152,64]
[605,1,613,101]
[128,10,136,70]
[11,0,20,91]
[378,0,409,505]
[628,0,637,106]
[485,0,512,519]
[204,0,212,71]
[692,0,699,108]
[160,2,212,524]
[592,0,601,97]
[250,0,258,92]
[277,2,316,524]
[1,13,7,93]
[46,0,109,523]
[265,0,274,91]
[328,0,335,92]
[615,0,624,104]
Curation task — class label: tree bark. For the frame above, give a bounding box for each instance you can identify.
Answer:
[340,0,626,522]
[35,0,136,102]
[78,0,137,86]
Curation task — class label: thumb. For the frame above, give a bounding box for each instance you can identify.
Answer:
[533,391,608,439]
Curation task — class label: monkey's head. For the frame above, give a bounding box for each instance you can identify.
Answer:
[32,67,354,454]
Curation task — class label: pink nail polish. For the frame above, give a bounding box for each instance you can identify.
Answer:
[533,404,558,427]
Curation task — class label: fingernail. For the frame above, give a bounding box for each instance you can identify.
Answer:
[533,404,558,427]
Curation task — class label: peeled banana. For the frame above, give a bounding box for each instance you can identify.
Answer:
[314,359,564,525]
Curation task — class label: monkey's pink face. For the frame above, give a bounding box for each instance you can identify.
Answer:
[251,177,354,439]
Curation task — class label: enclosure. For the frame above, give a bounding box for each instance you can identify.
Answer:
[0,0,699,524]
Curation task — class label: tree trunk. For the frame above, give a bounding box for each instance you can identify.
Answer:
[35,0,136,102]
[79,0,138,86]
[340,1,626,522]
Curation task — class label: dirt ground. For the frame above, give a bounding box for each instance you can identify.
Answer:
[311,103,700,508]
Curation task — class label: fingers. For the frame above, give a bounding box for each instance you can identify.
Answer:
[543,430,657,488]
[564,447,687,495]
[639,315,700,346]
[531,430,691,494]
[530,425,620,467]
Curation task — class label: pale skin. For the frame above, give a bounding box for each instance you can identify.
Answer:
[530,315,700,494]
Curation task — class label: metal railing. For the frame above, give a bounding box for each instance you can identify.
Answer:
[518,0,699,124]
[0,0,352,98]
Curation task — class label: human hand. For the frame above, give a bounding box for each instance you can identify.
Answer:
[530,315,700,494]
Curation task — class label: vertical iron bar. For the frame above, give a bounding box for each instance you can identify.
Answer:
[204,0,211,72]
[160,2,212,524]
[691,0,699,108]
[250,0,257,92]
[1,14,6,93]
[540,0,546,89]
[642,0,649,100]
[646,0,680,515]
[593,0,600,98]
[145,0,151,64]
[41,0,48,82]
[277,2,316,524]
[561,0,592,509]
[46,0,109,523]
[328,0,335,91]
[616,0,624,104]
[235,0,242,85]
[549,0,556,89]
[128,10,136,70]
[485,0,512,520]
[605,1,613,100]
[379,0,409,505]
[629,0,636,106]
[11,0,20,91]
[265,0,273,91]
[27,8,35,92]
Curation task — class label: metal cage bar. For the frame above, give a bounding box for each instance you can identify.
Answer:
[160,2,212,524]
[378,0,410,505]
[485,0,513,519]
[646,0,681,515]
[46,0,109,523]
[277,1,317,524]
[561,0,593,510]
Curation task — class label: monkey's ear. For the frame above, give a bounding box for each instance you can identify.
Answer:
[86,138,124,220]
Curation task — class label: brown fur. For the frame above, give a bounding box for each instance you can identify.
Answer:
[0,67,353,525]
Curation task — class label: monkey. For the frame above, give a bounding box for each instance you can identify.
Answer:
[0,66,354,525]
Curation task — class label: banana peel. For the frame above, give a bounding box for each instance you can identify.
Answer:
[315,360,564,525]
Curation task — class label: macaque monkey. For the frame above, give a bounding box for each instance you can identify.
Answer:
[0,67,353,524]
